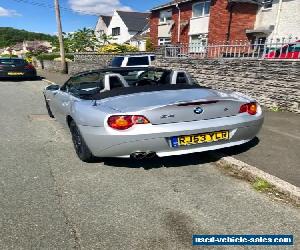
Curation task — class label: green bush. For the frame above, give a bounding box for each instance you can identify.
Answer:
[0,54,18,58]
[98,43,139,53]
[36,53,74,61]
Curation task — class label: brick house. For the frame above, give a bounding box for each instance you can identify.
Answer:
[250,0,300,41]
[150,0,261,47]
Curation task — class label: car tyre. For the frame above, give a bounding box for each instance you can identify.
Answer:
[70,120,95,162]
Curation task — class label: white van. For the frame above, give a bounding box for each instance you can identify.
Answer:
[110,55,156,68]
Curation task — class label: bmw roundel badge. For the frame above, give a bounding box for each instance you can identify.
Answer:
[194,107,204,114]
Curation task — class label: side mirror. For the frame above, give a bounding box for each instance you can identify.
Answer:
[46,84,60,91]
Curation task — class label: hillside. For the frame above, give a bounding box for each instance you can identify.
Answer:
[0,27,54,48]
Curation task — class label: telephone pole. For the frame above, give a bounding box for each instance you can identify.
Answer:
[54,0,67,73]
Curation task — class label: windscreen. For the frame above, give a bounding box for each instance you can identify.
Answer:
[127,56,149,66]
[111,57,124,67]
[0,59,26,65]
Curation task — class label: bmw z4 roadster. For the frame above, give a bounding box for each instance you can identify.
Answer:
[43,67,264,162]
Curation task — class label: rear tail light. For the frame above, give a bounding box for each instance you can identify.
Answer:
[24,64,35,70]
[107,115,150,130]
[239,102,258,115]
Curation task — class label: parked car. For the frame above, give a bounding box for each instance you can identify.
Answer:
[109,55,155,67]
[0,58,37,79]
[265,40,300,59]
[43,67,264,162]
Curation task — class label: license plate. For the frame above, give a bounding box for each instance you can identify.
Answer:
[8,72,24,76]
[170,130,229,148]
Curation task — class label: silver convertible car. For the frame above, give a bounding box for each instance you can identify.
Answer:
[43,67,264,162]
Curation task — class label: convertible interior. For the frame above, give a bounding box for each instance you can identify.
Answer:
[61,67,200,99]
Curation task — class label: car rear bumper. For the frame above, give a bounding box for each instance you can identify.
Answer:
[78,111,264,158]
[0,70,37,78]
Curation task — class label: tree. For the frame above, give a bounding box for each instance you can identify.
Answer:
[26,45,49,56]
[0,27,54,48]
[69,28,99,52]
[52,34,73,53]
[99,34,116,45]
[146,38,155,52]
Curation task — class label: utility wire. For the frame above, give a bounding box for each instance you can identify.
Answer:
[11,0,157,16]
[11,0,104,16]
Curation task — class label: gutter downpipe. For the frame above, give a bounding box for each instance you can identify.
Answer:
[176,3,181,43]
[274,0,283,39]
[226,2,235,43]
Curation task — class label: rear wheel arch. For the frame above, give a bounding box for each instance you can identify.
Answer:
[69,119,94,162]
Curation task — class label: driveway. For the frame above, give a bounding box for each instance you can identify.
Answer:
[0,79,299,249]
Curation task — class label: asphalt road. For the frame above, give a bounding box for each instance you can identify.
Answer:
[221,111,300,187]
[0,79,299,250]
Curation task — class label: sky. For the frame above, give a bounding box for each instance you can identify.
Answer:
[0,0,167,34]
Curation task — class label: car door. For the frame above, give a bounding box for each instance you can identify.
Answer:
[50,78,76,126]
[51,72,102,126]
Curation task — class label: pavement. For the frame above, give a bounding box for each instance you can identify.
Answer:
[38,69,300,187]
[0,78,299,249]
[38,69,70,85]
[220,111,300,187]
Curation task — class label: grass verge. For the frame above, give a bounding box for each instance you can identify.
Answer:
[214,160,300,208]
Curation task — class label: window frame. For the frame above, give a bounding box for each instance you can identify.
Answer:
[112,27,120,36]
[158,37,172,46]
[192,1,211,18]
[159,9,172,24]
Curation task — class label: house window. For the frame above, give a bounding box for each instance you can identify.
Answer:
[190,34,208,53]
[263,0,273,9]
[159,9,172,24]
[158,38,171,45]
[190,35,207,45]
[112,27,120,36]
[192,1,211,18]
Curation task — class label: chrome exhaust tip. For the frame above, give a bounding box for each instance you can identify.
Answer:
[130,151,157,160]
[145,151,157,159]
[130,152,147,160]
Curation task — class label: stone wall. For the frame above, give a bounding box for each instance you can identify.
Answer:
[35,53,300,113]
[36,52,154,75]
[35,60,63,73]
[155,58,300,113]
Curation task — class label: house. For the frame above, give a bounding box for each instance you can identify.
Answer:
[95,15,112,39]
[150,0,264,47]
[24,40,52,52]
[1,40,52,56]
[95,10,149,49]
[248,0,300,41]
[128,24,150,51]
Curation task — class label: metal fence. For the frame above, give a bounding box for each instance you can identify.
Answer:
[164,38,300,60]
